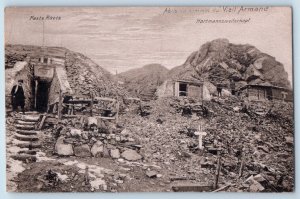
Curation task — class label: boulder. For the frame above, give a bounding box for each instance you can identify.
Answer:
[74,144,91,157]
[91,141,104,157]
[82,131,89,140]
[244,64,264,81]
[55,136,74,156]
[222,89,231,97]
[110,149,120,159]
[87,117,98,127]
[121,149,142,161]
[203,85,211,101]
[227,59,246,72]
[70,128,82,137]
[204,81,216,96]
[245,175,265,192]
[285,136,293,145]
[102,146,110,158]
[253,174,266,183]
[235,81,247,90]
[228,68,242,81]
[146,170,157,178]
[120,128,131,136]
[249,181,265,192]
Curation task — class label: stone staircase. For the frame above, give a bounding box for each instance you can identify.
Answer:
[11,112,42,162]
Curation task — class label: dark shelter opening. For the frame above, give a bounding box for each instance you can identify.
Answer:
[179,83,188,96]
[32,80,51,112]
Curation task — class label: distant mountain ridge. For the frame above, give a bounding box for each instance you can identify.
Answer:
[117,64,169,97]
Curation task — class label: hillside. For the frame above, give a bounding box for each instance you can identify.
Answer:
[5,44,127,99]
[117,64,169,98]
[5,42,294,193]
[169,39,291,91]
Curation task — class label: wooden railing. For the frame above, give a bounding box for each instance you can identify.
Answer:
[54,94,120,123]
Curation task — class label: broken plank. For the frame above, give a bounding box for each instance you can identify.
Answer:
[214,155,221,189]
[170,177,196,181]
[37,115,47,130]
[172,183,213,192]
[238,153,245,178]
[212,183,233,192]
[44,117,58,124]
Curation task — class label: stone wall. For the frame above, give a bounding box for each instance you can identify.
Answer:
[156,80,174,98]
[5,61,33,111]
[156,80,212,101]
[188,84,203,99]
[48,66,73,106]
[48,68,61,106]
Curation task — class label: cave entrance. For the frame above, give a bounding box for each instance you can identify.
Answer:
[33,80,51,112]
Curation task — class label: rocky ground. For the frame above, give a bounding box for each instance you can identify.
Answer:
[6,94,294,192]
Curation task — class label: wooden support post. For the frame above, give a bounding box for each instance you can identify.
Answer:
[238,153,245,178]
[84,166,90,185]
[71,104,74,115]
[115,100,119,124]
[38,115,47,130]
[58,89,62,120]
[90,94,94,116]
[214,153,221,189]
[34,79,38,110]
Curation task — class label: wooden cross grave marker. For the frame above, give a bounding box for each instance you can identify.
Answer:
[194,124,207,150]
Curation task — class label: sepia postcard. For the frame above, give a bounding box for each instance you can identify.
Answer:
[5,6,293,192]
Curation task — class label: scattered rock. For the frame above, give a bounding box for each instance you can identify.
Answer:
[87,117,98,127]
[69,128,82,137]
[146,170,157,178]
[285,136,293,145]
[253,174,266,183]
[249,181,265,192]
[55,136,74,156]
[74,144,91,157]
[245,175,265,192]
[157,174,162,178]
[110,149,120,159]
[91,141,104,157]
[102,146,110,158]
[121,149,142,161]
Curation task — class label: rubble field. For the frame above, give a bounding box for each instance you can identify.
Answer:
[6,95,294,192]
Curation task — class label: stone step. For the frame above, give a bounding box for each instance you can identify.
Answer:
[16,120,37,125]
[16,129,38,136]
[15,124,36,130]
[11,154,37,162]
[15,134,39,142]
[24,111,40,115]
[16,142,41,149]
[20,115,40,122]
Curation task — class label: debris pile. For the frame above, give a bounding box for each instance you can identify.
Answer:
[5,53,27,68]
[53,117,143,161]
[117,95,294,192]
[65,51,128,99]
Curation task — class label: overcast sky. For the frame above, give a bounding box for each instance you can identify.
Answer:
[5,7,292,83]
